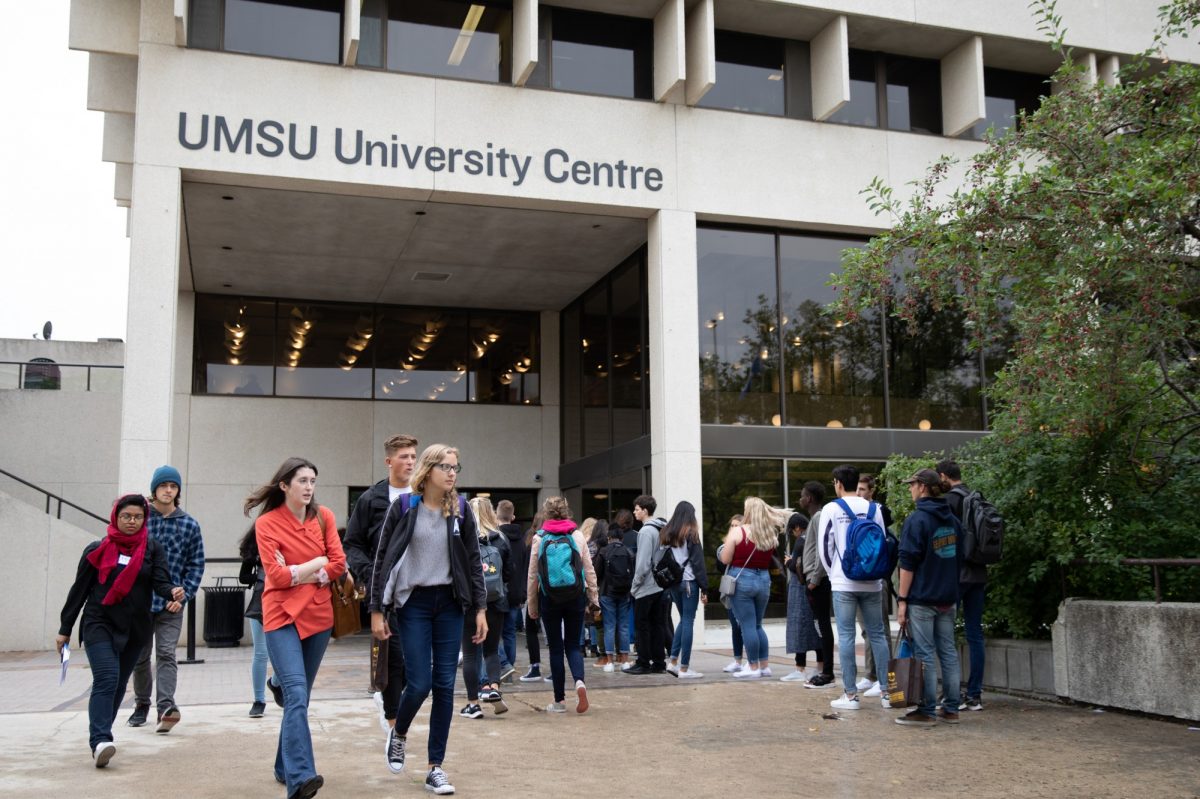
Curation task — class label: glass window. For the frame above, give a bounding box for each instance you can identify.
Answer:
[779,235,884,428]
[581,285,611,455]
[358,0,386,67]
[544,7,653,99]
[610,257,645,445]
[885,55,942,134]
[828,49,878,127]
[223,0,342,64]
[274,302,375,398]
[374,308,469,402]
[387,0,512,83]
[967,68,1047,139]
[561,304,583,461]
[786,459,888,525]
[466,312,539,404]
[696,30,786,116]
[188,0,222,50]
[697,228,780,426]
[193,296,276,396]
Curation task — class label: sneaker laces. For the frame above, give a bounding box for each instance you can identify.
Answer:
[388,732,406,762]
[428,767,450,788]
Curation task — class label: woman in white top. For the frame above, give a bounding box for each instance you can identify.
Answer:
[661,501,708,678]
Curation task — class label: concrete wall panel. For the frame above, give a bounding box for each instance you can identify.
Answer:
[69,0,139,56]
[87,53,138,114]
[512,0,538,86]
[810,15,849,122]
[941,36,985,138]
[653,0,686,103]
[102,112,135,165]
[684,0,715,106]
[343,0,360,66]
[140,0,178,46]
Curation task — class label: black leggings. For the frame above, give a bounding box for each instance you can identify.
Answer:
[524,607,542,665]
[381,613,407,721]
[808,582,835,677]
[462,607,503,701]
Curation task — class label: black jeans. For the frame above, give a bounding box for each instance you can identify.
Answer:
[807,581,835,677]
[524,607,542,665]
[83,631,143,750]
[381,612,407,721]
[633,592,668,669]
[461,607,503,701]
[540,594,586,702]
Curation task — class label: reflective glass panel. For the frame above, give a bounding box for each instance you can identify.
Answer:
[967,68,1047,139]
[466,312,539,404]
[194,296,276,396]
[696,30,786,116]
[358,0,386,67]
[828,50,878,127]
[610,257,645,445]
[224,0,342,64]
[779,234,884,428]
[374,308,469,402]
[697,228,780,426]
[387,0,511,82]
[885,55,942,134]
[581,285,611,455]
[188,0,222,49]
[561,304,583,461]
[548,7,653,99]
[274,302,375,398]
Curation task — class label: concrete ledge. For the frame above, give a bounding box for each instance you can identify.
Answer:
[962,637,1057,700]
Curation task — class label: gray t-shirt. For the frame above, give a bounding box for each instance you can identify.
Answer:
[384,502,453,609]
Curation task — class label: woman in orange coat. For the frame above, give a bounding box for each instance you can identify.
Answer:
[247,457,346,799]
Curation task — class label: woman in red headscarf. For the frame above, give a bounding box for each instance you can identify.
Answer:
[57,493,181,768]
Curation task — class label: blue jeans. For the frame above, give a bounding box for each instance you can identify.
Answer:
[392,585,463,766]
[83,631,142,750]
[265,624,331,795]
[727,568,770,663]
[668,580,702,667]
[959,582,986,700]
[832,590,891,695]
[249,618,268,703]
[540,593,585,702]
[599,594,631,654]
[502,606,521,668]
[908,603,961,716]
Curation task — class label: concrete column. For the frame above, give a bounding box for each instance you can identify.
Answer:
[118,165,183,492]
[87,53,138,114]
[174,0,188,46]
[941,36,985,138]
[1098,54,1120,87]
[102,112,134,165]
[1054,51,1098,93]
[69,0,139,56]
[343,0,361,66]
[512,0,538,86]
[114,163,132,207]
[810,15,849,121]
[647,210,704,641]
[684,0,715,106]
[654,0,686,103]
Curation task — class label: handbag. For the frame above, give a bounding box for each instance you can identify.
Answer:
[316,505,363,639]
[886,627,924,707]
[370,634,389,692]
[719,530,756,608]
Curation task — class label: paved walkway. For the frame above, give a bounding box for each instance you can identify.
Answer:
[1,631,1197,798]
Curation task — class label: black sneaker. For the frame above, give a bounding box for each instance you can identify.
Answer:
[459,703,483,719]
[803,673,837,689]
[126,703,150,727]
[386,727,406,774]
[425,766,455,795]
[268,676,284,708]
[518,665,542,682]
[623,664,652,675]
[962,697,984,711]
[289,774,324,799]
[480,688,502,703]
[249,701,266,718]
[156,705,181,734]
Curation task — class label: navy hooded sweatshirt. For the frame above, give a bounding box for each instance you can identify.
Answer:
[898,497,962,607]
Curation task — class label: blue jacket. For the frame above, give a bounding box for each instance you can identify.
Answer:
[147,505,205,612]
[898,497,961,607]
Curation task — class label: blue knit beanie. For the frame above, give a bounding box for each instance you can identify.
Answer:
[151,465,183,496]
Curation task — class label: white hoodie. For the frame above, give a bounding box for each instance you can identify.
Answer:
[817,496,887,593]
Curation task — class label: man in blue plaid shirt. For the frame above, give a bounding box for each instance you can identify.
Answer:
[128,465,205,733]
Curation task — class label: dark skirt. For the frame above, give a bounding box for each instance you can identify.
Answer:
[785,575,823,655]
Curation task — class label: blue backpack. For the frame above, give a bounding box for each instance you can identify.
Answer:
[537,531,584,605]
[831,499,898,582]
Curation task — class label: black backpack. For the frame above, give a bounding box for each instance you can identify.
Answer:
[651,545,684,589]
[603,542,634,596]
[951,486,1004,565]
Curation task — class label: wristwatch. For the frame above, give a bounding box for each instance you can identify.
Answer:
[896,596,908,602]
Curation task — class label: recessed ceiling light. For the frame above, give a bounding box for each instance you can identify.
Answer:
[221,245,233,251]
[412,271,451,282]
[222,282,233,288]
[221,195,234,201]
[592,224,602,229]
[415,210,427,216]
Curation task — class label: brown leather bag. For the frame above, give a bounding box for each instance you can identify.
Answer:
[316,505,362,639]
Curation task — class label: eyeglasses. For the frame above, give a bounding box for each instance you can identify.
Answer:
[433,463,463,474]
[117,514,145,523]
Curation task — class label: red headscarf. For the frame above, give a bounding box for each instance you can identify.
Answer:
[87,494,150,605]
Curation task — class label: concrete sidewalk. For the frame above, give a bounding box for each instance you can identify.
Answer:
[1,631,1198,798]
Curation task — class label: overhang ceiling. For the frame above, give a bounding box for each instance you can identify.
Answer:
[182,183,648,310]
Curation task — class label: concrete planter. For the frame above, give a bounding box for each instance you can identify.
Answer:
[958,636,1056,699]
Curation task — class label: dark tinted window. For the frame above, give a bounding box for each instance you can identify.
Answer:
[828,49,878,127]
[193,296,276,395]
[610,258,645,445]
[543,7,653,99]
[467,313,539,404]
[274,302,375,398]
[967,68,1047,139]
[561,303,583,461]
[386,0,512,82]
[885,55,942,134]
[696,30,786,116]
[581,285,611,456]
[374,308,469,402]
[188,0,222,50]
[223,0,342,64]
[358,0,386,67]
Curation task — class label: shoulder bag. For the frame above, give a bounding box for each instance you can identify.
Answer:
[718,528,756,608]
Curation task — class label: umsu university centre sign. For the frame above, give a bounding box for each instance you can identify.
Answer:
[178,112,665,192]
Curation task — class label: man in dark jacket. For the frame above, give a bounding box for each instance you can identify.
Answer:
[344,433,418,732]
[895,469,963,727]
[496,500,525,680]
[939,459,986,712]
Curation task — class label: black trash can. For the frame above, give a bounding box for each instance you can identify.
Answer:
[202,576,246,648]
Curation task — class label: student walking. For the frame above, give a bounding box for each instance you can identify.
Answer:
[518,511,546,683]
[662,501,708,679]
[718,497,789,680]
[782,513,823,682]
[250,457,346,799]
[593,525,634,671]
[526,496,599,713]
[238,526,271,718]
[496,500,526,679]
[57,494,182,768]
[368,444,486,795]
[800,482,837,689]
[459,497,511,719]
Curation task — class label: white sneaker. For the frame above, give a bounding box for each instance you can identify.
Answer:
[855,677,873,691]
[780,669,808,682]
[93,741,116,768]
[603,662,615,673]
[665,662,680,676]
[545,702,566,713]
[621,661,635,672]
[881,696,893,709]
[831,693,861,710]
[760,666,773,678]
[373,691,388,734]
[732,668,762,680]
[722,660,744,673]
[864,681,883,697]
[677,670,703,679]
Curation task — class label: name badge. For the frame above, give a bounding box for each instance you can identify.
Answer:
[117,554,131,566]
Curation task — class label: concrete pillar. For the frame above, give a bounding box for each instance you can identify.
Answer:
[343,0,360,66]
[118,165,183,492]
[512,0,538,86]
[70,0,140,55]
[114,163,132,207]
[647,210,704,641]
[1098,54,1120,87]
[87,53,138,114]
[102,112,135,165]
[174,0,188,46]
[1053,51,1098,93]
[810,15,849,121]
[941,36,985,138]
[654,0,686,103]
[684,0,715,107]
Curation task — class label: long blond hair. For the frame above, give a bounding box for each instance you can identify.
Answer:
[742,496,790,551]
[470,496,500,537]
[578,517,597,541]
[411,444,461,518]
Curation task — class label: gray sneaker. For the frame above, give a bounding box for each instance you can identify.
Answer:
[545,702,566,713]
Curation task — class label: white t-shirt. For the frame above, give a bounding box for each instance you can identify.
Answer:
[817,495,887,593]
[388,485,412,505]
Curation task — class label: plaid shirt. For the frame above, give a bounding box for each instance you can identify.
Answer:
[148,505,206,612]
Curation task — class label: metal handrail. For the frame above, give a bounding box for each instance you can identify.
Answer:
[1070,558,1200,604]
[0,361,123,392]
[0,466,108,525]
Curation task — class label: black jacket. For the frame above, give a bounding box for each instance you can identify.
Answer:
[498,522,526,605]
[59,538,174,651]
[370,495,487,615]
[344,479,409,595]
[238,555,265,622]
